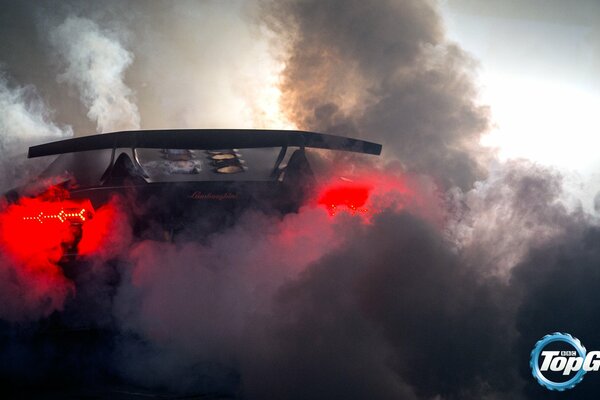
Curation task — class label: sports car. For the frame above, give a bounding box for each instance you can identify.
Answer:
[0,129,382,398]
[8,129,382,256]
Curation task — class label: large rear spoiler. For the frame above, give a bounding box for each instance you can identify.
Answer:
[28,129,382,158]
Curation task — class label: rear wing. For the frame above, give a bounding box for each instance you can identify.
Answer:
[28,129,382,158]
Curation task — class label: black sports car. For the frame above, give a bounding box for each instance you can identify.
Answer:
[15,129,381,250]
[0,129,381,398]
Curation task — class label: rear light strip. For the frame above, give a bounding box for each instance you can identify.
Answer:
[22,208,90,224]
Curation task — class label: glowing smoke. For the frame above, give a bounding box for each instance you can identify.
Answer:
[109,172,439,394]
[0,193,75,321]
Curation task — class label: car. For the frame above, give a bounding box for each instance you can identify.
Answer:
[5,129,381,259]
[0,129,382,398]
[6,129,382,254]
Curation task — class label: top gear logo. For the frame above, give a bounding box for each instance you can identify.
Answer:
[530,332,600,391]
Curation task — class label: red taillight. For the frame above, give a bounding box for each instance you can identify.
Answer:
[1,197,95,262]
[317,182,373,215]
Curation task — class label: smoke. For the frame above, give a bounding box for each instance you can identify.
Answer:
[103,167,566,398]
[1,0,599,399]
[239,211,516,400]
[0,191,130,324]
[107,172,434,393]
[111,208,343,391]
[50,16,140,133]
[4,164,595,398]
[447,160,581,278]
[0,192,75,322]
[260,0,491,189]
[0,0,291,132]
[121,0,292,130]
[232,164,596,400]
[0,73,72,192]
[0,59,74,322]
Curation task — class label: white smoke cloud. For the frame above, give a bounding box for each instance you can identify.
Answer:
[0,73,72,192]
[447,160,582,278]
[50,16,140,133]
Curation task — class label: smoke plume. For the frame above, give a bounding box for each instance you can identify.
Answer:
[261,0,491,189]
[50,16,140,133]
[447,160,579,277]
[0,73,72,192]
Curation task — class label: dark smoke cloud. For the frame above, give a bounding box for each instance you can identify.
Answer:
[5,162,590,398]
[93,163,594,399]
[237,161,596,400]
[241,211,518,400]
[512,223,600,400]
[261,0,491,189]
